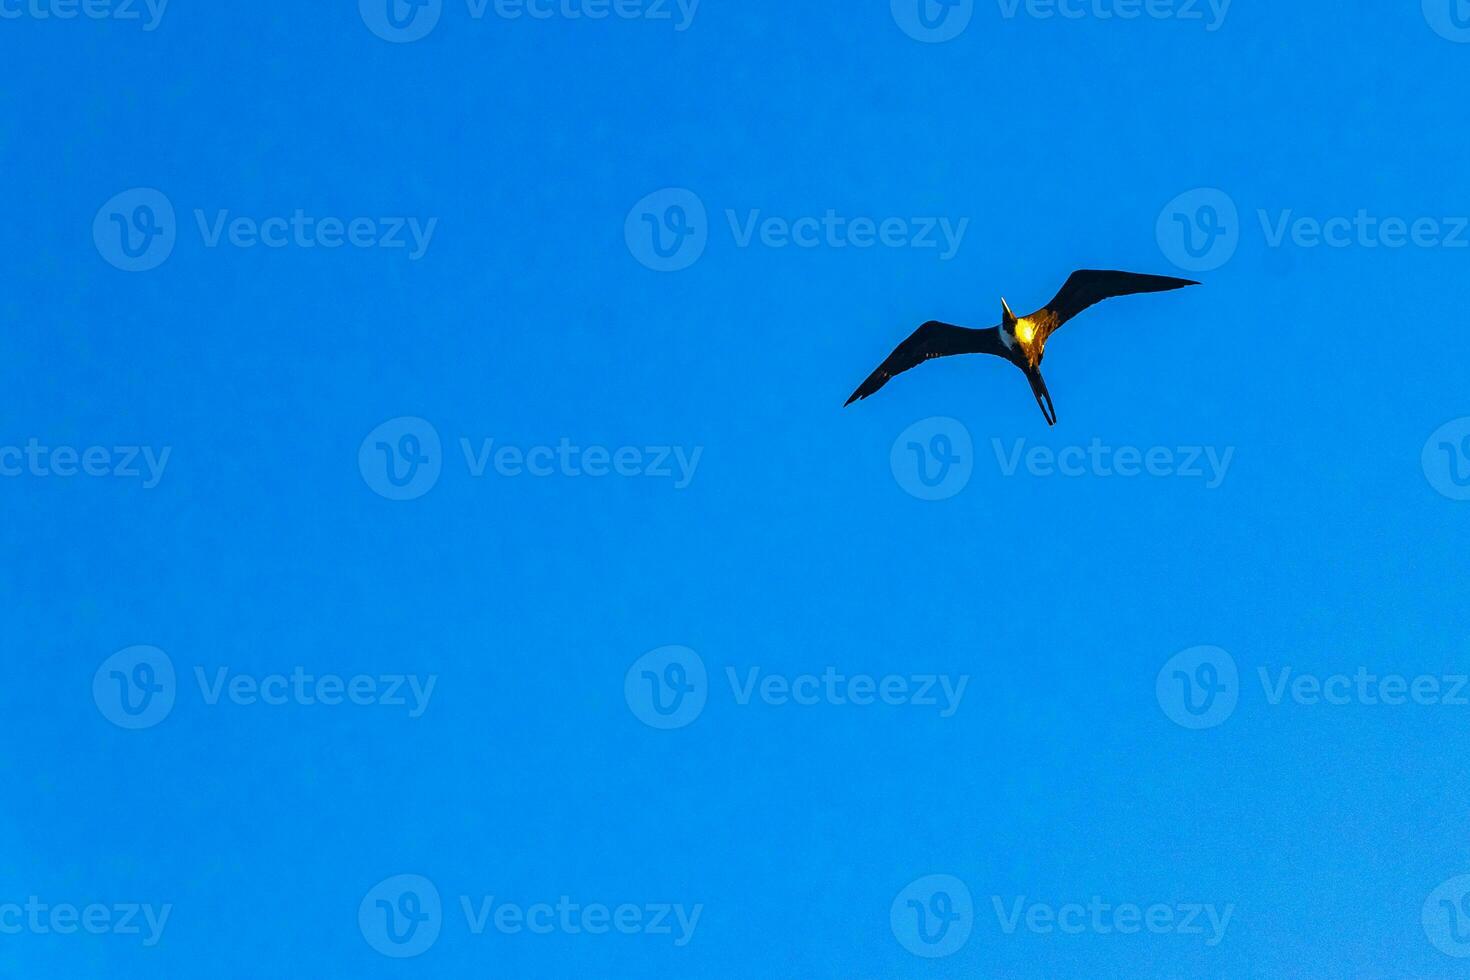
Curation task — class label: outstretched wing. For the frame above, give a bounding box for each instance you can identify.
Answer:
[1030,269,1199,345]
[845,321,1008,405]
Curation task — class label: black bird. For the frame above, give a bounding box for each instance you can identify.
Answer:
[844,270,1199,425]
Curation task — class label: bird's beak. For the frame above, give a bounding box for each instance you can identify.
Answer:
[1028,372,1056,426]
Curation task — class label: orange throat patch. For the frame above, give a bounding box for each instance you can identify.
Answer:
[1011,312,1058,365]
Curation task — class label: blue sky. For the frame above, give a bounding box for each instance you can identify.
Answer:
[3,1,1470,976]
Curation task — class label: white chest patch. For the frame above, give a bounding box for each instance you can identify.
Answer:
[999,326,1017,350]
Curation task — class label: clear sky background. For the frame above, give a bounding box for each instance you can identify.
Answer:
[4,1,1470,976]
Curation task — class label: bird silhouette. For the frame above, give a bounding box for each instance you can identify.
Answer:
[844,270,1199,425]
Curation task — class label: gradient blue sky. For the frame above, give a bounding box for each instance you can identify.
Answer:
[4,1,1470,976]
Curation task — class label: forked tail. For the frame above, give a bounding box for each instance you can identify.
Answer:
[1028,371,1057,426]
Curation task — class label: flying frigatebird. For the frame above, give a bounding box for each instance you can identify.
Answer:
[844,270,1199,425]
